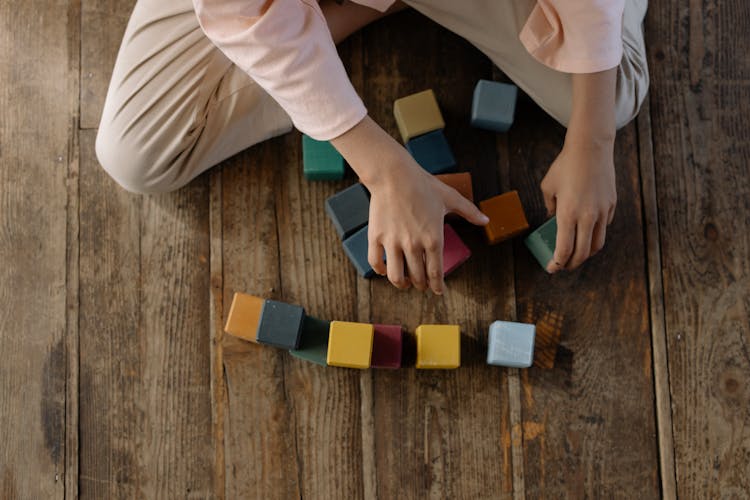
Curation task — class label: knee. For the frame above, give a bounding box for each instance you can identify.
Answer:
[615,57,650,129]
[95,125,179,195]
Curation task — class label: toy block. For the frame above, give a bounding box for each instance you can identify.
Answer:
[479,190,529,244]
[436,172,474,202]
[325,183,370,239]
[415,324,461,369]
[224,292,264,342]
[471,79,518,132]
[343,224,375,278]
[371,324,403,369]
[393,89,445,143]
[487,320,536,368]
[302,135,345,180]
[255,300,305,349]
[524,216,557,271]
[405,130,456,174]
[443,224,471,276]
[327,321,374,369]
[290,316,330,366]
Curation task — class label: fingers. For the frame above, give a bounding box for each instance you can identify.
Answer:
[367,237,386,276]
[385,245,409,289]
[590,219,607,256]
[446,191,490,226]
[543,191,556,217]
[424,235,444,295]
[565,215,596,270]
[607,204,616,225]
[404,245,428,291]
[547,214,575,273]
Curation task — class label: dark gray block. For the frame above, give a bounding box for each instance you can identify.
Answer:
[256,300,305,349]
[343,224,375,278]
[325,183,370,239]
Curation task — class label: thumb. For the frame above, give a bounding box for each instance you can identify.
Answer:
[543,190,557,217]
[446,191,489,226]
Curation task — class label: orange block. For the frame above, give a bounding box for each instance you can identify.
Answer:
[436,172,474,202]
[224,292,264,342]
[479,191,529,244]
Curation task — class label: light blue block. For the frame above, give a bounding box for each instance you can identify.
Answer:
[486,320,535,368]
[405,130,456,174]
[471,80,517,133]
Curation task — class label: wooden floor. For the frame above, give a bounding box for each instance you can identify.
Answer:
[1,1,749,498]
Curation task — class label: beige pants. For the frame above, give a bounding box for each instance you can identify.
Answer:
[96,0,649,194]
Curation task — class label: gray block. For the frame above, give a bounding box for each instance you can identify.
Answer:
[471,79,517,133]
[486,320,535,368]
[343,224,375,278]
[256,300,305,349]
[325,183,370,239]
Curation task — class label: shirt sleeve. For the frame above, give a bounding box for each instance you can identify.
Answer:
[519,0,626,74]
[193,0,367,140]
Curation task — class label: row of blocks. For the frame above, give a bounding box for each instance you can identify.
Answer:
[225,292,538,369]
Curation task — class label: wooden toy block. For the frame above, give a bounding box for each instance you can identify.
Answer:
[327,321,374,369]
[393,89,445,143]
[405,130,456,174]
[343,224,375,278]
[486,320,536,368]
[224,292,264,342]
[443,224,471,276]
[436,172,473,202]
[479,190,529,244]
[302,135,345,180]
[415,324,461,369]
[371,324,403,369]
[524,216,557,271]
[255,300,305,349]
[290,316,331,366]
[325,183,370,239]
[471,79,518,132]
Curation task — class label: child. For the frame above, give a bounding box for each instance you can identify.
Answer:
[96,0,649,295]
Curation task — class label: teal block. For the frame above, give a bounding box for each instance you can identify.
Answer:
[405,130,456,174]
[343,224,375,278]
[471,80,517,132]
[290,316,330,366]
[487,321,535,368]
[302,135,345,180]
[524,216,557,271]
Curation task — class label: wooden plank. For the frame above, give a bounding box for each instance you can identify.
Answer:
[0,0,74,496]
[636,100,678,499]
[508,98,660,496]
[80,0,136,129]
[78,130,214,498]
[645,0,750,496]
[362,12,515,498]
[219,142,300,499]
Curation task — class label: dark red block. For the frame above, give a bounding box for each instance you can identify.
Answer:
[443,224,472,276]
[371,324,403,369]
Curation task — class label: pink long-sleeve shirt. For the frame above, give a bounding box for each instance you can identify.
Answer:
[192,0,625,140]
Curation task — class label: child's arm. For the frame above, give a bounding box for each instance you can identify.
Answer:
[331,116,489,294]
[540,67,618,272]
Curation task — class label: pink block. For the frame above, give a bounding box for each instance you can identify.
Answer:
[372,324,403,369]
[443,224,472,276]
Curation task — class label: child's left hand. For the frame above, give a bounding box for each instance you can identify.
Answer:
[540,138,617,273]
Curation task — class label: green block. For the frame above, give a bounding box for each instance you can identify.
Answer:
[302,135,345,180]
[524,216,557,271]
[290,316,330,366]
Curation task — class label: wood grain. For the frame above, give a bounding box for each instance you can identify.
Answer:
[78,130,214,498]
[509,99,661,497]
[0,0,73,496]
[645,0,750,496]
[363,12,515,498]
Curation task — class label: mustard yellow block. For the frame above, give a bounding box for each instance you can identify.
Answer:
[393,89,445,143]
[224,292,264,342]
[326,321,374,369]
[416,324,461,369]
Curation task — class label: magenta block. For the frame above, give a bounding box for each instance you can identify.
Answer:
[372,324,403,369]
[443,224,471,276]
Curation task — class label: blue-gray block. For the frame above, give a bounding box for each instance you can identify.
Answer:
[524,216,557,271]
[405,130,456,174]
[325,183,370,239]
[471,80,517,133]
[343,224,375,278]
[256,300,305,349]
[486,320,536,368]
[290,316,330,366]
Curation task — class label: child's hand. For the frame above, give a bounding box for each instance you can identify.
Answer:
[540,138,616,273]
[331,116,488,294]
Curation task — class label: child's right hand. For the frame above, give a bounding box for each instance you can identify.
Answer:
[331,116,489,294]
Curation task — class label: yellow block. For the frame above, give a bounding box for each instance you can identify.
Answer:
[416,324,461,369]
[224,292,264,342]
[393,89,445,143]
[327,321,374,369]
